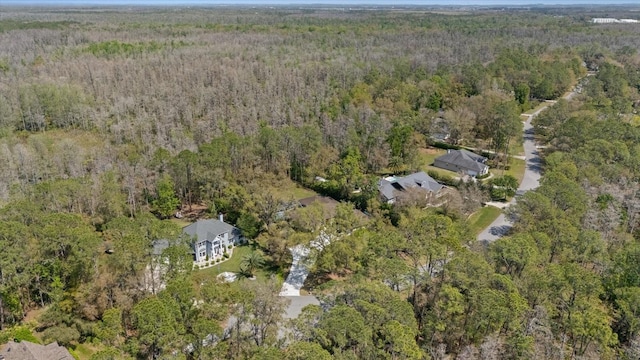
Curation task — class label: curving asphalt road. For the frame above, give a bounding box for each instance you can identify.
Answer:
[476,74,593,243]
[476,103,551,243]
[476,78,591,244]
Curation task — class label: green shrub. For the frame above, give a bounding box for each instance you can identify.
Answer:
[428,141,461,150]
[427,170,458,187]
[68,348,81,360]
[0,326,40,344]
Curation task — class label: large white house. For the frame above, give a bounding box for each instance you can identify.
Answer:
[152,215,241,263]
[184,216,241,262]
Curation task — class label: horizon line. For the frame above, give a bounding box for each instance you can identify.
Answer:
[3,1,640,7]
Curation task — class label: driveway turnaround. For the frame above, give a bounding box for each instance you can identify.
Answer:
[282,296,321,318]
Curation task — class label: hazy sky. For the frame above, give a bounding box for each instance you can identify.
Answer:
[3,0,640,5]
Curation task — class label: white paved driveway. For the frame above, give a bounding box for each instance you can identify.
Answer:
[280,240,324,320]
[280,232,331,296]
[279,245,311,296]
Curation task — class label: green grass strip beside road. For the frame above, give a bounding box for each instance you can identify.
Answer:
[467,206,502,236]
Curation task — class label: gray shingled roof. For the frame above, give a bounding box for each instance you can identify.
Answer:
[378,172,444,202]
[378,179,397,202]
[397,172,445,193]
[151,219,240,256]
[435,149,487,173]
[151,238,170,256]
[0,341,74,360]
[183,219,239,243]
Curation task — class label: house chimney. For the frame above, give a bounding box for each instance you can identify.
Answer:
[219,213,224,222]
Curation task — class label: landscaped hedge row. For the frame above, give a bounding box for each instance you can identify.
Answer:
[428,140,462,150]
[427,170,459,187]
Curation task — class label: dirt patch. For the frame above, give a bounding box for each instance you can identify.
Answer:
[327,272,351,281]
[302,271,349,291]
[177,203,209,221]
[23,307,46,324]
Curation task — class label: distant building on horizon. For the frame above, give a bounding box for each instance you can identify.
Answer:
[592,18,638,24]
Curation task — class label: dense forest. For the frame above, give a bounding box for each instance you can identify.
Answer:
[1,5,640,360]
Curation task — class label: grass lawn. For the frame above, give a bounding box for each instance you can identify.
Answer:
[418,147,447,167]
[268,178,316,200]
[197,245,282,283]
[467,206,502,236]
[488,158,526,184]
[418,147,460,178]
[71,343,103,360]
[510,141,525,157]
[505,158,526,184]
[169,217,192,228]
[199,245,252,275]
